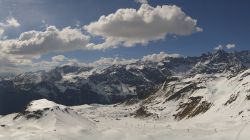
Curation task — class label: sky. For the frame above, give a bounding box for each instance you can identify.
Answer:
[0,0,249,73]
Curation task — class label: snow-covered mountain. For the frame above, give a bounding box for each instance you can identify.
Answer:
[0,50,249,116]
[0,99,95,140]
[133,68,250,121]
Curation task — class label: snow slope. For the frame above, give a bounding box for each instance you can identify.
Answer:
[138,69,250,122]
[0,99,95,140]
[1,89,250,140]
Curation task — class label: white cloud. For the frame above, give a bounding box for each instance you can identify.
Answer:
[135,0,148,4]
[30,52,179,72]
[90,57,137,67]
[90,52,181,67]
[0,51,182,74]
[0,17,20,38]
[31,56,83,71]
[0,4,201,74]
[84,4,202,49]
[142,51,181,62]
[214,45,224,50]
[0,26,91,56]
[0,53,33,73]
[214,43,236,50]
[52,55,67,62]
[0,25,92,73]
[225,44,236,49]
[0,17,20,28]
[51,55,83,67]
[0,28,4,37]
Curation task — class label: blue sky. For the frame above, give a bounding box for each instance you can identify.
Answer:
[0,0,249,73]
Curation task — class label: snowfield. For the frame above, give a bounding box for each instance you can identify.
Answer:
[1,89,250,140]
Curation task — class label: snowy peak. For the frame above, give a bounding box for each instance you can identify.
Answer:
[13,99,71,121]
[10,99,95,132]
[26,99,65,112]
[187,50,247,75]
[0,99,95,140]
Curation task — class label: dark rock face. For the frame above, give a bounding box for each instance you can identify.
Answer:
[224,93,239,106]
[166,83,204,101]
[174,96,212,120]
[0,50,249,115]
[14,110,44,120]
[132,106,156,118]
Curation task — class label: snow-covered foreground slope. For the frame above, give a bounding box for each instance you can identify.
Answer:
[0,105,250,140]
[0,99,95,140]
[73,104,250,140]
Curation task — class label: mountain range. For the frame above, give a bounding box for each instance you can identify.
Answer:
[0,50,249,116]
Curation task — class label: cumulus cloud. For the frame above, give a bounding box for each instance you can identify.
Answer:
[0,28,4,37]
[214,43,236,50]
[0,25,92,73]
[52,55,67,62]
[0,4,199,74]
[0,17,20,38]
[30,55,83,71]
[0,53,33,73]
[90,57,137,67]
[2,55,83,73]
[90,52,181,67]
[84,4,202,49]
[214,45,224,50]
[142,51,181,62]
[51,55,83,67]
[0,17,20,28]
[0,26,91,56]
[32,52,179,71]
[0,51,183,74]
[225,44,236,49]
